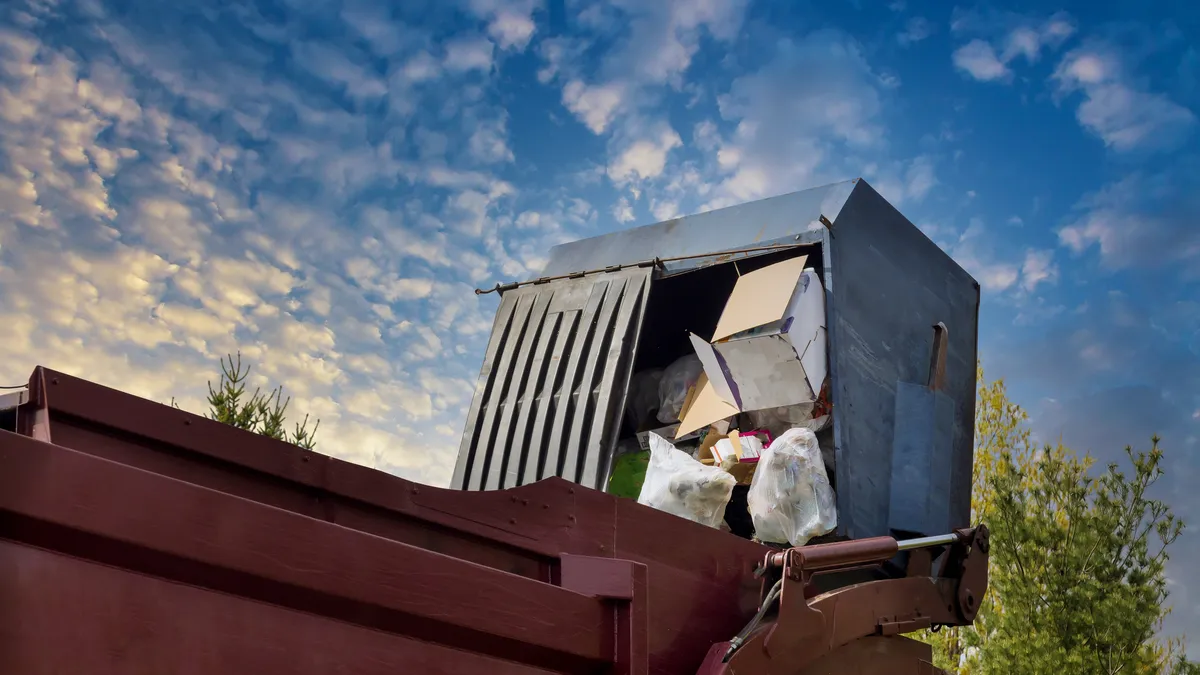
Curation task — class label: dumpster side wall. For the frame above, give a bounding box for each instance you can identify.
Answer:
[827,181,980,540]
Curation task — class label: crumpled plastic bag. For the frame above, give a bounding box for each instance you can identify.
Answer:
[657,354,704,424]
[637,433,736,528]
[747,428,837,546]
[746,403,830,437]
[625,369,664,430]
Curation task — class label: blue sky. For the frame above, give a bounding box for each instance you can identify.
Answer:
[1,0,1198,650]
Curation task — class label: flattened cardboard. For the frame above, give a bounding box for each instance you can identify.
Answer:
[711,256,808,341]
[675,373,739,439]
[710,335,813,410]
[682,261,828,433]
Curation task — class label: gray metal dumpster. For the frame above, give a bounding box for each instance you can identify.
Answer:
[452,178,980,541]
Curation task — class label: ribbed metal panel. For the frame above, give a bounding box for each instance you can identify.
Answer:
[453,267,652,492]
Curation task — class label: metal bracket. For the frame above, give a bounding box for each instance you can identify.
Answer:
[697,526,989,675]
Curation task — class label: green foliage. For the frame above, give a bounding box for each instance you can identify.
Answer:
[919,365,1195,674]
[205,352,319,450]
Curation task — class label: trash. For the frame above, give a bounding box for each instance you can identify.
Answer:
[678,258,827,436]
[747,428,837,546]
[746,403,828,438]
[657,354,704,424]
[673,373,738,439]
[739,434,765,459]
[625,368,664,430]
[608,450,650,499]
[637,433,736,528]
[636,423,699,451]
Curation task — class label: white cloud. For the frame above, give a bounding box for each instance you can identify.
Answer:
[541,0,748,143]
[953,40,1011,82]
[897,17,933,46]
[1058,170,1200,270]
[468,117,515,163]
[467,0,540,51]
[613,195,635,223]
[703,31,883,206]
[945,219,1021,293]
[444,37,495,73]
[952,13,1076,82]
[607,124,682,183]
[290,41,388,101]
[1020,249,1058,292]
[561,80,625,134]
[1054,47,1196,153]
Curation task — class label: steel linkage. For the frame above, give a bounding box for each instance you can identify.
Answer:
[695,525,989,675]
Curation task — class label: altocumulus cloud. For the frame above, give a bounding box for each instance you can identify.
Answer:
[0,0,578,485]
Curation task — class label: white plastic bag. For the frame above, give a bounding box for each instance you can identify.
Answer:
[637,433,736,528]
[656,354,704,424]
[747,428,837,545]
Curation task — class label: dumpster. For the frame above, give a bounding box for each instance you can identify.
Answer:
[453,178,981,541]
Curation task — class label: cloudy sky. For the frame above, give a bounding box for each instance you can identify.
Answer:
[2,0,1198,650]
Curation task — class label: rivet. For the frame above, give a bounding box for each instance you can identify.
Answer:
[51,378,59,385]
[509,518,517,524]
[411,488,419,495]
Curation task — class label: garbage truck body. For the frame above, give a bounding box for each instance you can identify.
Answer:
[0,178,987,674]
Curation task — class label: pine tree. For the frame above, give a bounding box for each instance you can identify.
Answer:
[203,352,319,450]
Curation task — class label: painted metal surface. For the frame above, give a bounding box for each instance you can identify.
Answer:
[541,180,856,276]
[825,181,979,540]
[453,266,652,492]
[8,366,768,675]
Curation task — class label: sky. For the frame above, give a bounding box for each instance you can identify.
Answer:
[1,0,1198,653]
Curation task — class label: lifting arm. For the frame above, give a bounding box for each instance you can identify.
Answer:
[695,525,989,675]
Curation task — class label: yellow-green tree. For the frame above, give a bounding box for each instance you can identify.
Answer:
[921,366,1196,674]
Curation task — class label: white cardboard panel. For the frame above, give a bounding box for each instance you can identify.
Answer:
[713,335,813,410]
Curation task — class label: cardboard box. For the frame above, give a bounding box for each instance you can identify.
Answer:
[676,257,827,438]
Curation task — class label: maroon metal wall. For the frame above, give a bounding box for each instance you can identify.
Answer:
[1,367,768,674]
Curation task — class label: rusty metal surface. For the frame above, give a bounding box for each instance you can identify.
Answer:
[699,527,989,675]
[9,365,768,675]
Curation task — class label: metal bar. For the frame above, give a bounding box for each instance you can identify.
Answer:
[473,243,806,295]
[469,294,533,491]
[0,431,614,669]
[581,272,647,491]
[561,278,625,485]
[529,311,579,481]
[454,294,521,490]
[497,291,553,489]
[546,286,606,479]
[896,532,960,551]
[480,295,537,491]
[515,311,562,487]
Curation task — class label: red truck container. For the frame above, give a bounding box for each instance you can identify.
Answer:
[0,366,987,674]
